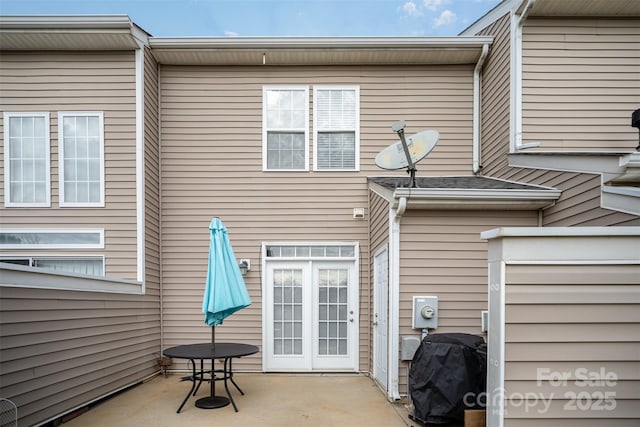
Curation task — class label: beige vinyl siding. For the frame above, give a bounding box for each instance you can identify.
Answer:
[159,64,474,371]
[144,47,161,294]
[503,263,640,425]
[396,209,537,393]
[0,52,138,280]
[496,167,640,226]
[521,18,640,152]
[369,189,390,256]
[477,13,512,177]
[0,284,160,427]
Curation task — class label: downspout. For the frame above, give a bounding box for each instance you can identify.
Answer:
[387,195,407,401]
[134,43,146,287]
[511,0,537,151]
[473,43,490,175]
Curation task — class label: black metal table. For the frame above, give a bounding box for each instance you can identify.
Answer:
[163,342,259,413]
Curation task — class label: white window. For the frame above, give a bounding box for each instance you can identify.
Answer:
[58,112,104,207]
[0,229,104,249]
[263,86,309,171]
[3,112,51,207]
[0,256,105,276]
[313,86,359,171]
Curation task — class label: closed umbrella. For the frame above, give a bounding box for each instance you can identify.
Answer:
[203,217,251,329]
[199,217,251,409]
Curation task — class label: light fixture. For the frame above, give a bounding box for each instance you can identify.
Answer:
[632,108,640,151]
[239,259,250,276]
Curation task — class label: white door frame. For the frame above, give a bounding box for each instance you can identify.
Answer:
[261,242,360,372]
[372,245,389,391]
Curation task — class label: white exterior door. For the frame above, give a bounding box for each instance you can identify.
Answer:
[311,261,358,370]
[263,243,359,372]
[373,246,388,390]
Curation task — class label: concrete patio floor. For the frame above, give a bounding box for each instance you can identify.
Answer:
[62,373,419,427]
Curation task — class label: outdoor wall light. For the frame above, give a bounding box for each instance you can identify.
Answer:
[239,259,250,276]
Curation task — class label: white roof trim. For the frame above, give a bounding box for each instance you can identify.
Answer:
[481,226,640,240]
[0,262,143,294]
[149,36,493,49]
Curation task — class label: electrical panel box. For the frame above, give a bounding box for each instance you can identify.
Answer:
[412,295,438,329]
[400,335,421,361]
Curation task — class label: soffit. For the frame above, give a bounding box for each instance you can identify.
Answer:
[0,15,147,51]
[149,37,493,66]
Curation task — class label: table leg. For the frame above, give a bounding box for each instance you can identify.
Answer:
[176,359,197,413]
[227,357,245,395]
[223,357,238,412]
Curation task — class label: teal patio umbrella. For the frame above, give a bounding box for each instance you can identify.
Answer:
[199,217,252,409]
[202,217,251,336]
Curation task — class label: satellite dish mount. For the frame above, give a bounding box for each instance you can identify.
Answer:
[391,120,418,188]
[374,120,439,188]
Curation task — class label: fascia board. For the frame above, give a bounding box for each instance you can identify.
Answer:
[368,181,395,203]
[149,36,493,49]
[509,152,629,175]
[459,0,519,35]
[0,15,134,29]
[390,187,560,210]
[481,226,640,240]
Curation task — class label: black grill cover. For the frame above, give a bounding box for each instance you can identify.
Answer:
[409,333,487,425]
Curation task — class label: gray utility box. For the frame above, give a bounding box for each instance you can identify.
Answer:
[412,296,438,329]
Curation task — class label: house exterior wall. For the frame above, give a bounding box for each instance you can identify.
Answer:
[0,48,161,427]
[159,64,475,371]
[396,209,538,394]
[477,12,512,177]
[0,51,139,280]
[498,168,640,226]
[521,18,640,152]
[475,13,640,226]
[484,228,640,426]
[143,47,161,296]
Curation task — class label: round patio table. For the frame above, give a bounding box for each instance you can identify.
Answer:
[163,342,259,413]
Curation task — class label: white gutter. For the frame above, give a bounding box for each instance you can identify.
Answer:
[149,36,493,49]
[473,43,490,174]
[510,0,537,152]
[387,197,406,401]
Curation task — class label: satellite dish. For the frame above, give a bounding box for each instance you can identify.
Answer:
[375,120,439,187]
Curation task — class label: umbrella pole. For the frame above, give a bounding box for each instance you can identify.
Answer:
[196,325,230,409]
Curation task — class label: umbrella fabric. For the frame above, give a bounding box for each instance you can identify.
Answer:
[202,218,251,327]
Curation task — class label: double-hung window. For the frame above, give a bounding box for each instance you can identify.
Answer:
[3,112,51,207]
[263,86,309,171]
[59,112,104,207]
[313,86,359,171]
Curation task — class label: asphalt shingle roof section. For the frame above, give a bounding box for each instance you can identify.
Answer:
[369,176,554,191]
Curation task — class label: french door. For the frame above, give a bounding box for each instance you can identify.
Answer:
[264,259,358,371]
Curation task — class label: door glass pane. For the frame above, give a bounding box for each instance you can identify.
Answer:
[317,268,349,355]
[273,268,303,355]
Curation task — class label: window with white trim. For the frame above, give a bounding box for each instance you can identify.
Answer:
[0,229,104,249]
[263,87,309,171]
[3,112,51,207]
[0,256,105,276]
[313,86,359,171]
[59,112,104,206]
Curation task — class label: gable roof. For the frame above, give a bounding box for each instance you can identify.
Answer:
[369,176,561,210]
